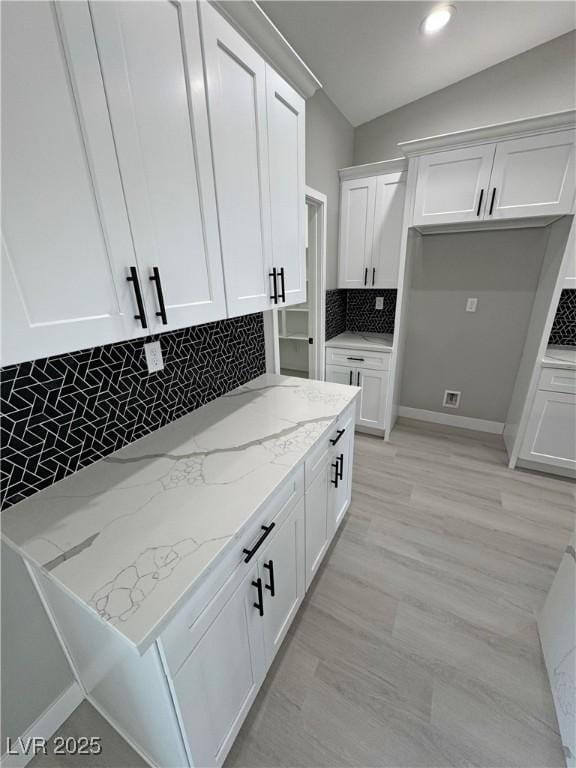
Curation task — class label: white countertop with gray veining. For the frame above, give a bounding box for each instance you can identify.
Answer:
[325,331,394,352]
[542,346,576,370]
[1,375,359,653]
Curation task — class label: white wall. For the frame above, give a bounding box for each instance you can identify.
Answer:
[1,543,75,743]
[400,228,549,422]
[306,90,354,289]
[354,31,576,164]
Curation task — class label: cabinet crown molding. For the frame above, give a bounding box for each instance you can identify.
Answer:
[208,0,322,99]
[339,157,408,181]
[398,109,576,157]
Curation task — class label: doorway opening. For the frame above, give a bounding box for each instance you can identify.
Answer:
[274,186,326,381]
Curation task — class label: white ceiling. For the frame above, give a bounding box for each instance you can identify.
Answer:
[258,1,576,126]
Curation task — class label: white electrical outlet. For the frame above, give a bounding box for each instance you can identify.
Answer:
[144,341,164,373]
[466,297,478,312]
[443,390,461,408]
[375,297,384,310]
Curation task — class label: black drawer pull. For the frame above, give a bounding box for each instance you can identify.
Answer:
[364,267,368,286]
[264,560,275,597]
[372,267,375,286]
[337,453,344,481]
[349,370,353,385]
[149,266,168,325]
[331,459,339,487]
[476,188,484,217]
[489,188,496,215]
[127,266,147,329]
[357,371,361,386]
[347,357,365,361]
[278,267,286,303]
[330,428,345,446]
[269,268,278,304]
[243,523,276,563]
[252,578,264,617]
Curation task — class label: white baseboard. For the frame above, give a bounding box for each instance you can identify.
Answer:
[1,683,83,768]
[398,406,505,434]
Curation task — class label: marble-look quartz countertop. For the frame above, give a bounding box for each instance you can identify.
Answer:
[542,346,576,370]
[325,332,394,352]
[1,375,359,653]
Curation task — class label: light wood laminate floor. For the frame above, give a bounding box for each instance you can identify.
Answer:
[31,420,575,768]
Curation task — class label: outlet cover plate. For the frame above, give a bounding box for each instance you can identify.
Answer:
[144,341,164,373]
[466,297,478,312]
[375,297,384,310]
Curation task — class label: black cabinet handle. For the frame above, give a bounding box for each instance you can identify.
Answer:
[127,266,147,329]
[278,267,286,303]
[330,428,345,446]
[349,370,353,385]
[252,578,264,617]
[476,188,484,217]
[489,188,496,215]
[264,560,275,597]
[347,356,365,361]
[364,267,368,286]
[243,523,276,563]
[372,267,375,286]
[149,266,168,325]
[356,371,361,386]
[331,459,340,488]
[337,453,344,481]
[269,268,278,304]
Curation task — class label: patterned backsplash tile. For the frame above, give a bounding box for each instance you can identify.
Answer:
[345,289,397,334]
[325,289,347,340]
[0,314,265,510]
[549,289,576,347]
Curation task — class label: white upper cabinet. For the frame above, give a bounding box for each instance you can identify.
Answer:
[372,172,407,288]
[412,144,495,226]
[266,66,307,306]
[1,1,144,366]
[488,130,576,220]
[200,3,273,317]
[338,177,377,289]
[90,1,227,332]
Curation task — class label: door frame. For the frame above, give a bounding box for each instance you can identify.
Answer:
[264,186,327,380]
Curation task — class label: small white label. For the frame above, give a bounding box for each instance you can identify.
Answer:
[375,297,384,310]
[144,341,164,373]
[466,298,478,313]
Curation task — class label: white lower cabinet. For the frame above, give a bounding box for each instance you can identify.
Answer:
[520,386,576,473]
[326,355,389,432]
[331,408,355,531]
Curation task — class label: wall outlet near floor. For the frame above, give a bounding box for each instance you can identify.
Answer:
[443,390,461,408]
[375,297,384,310]
[144,341,164,373]
[466,297,478,312]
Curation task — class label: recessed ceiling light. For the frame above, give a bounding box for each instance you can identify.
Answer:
[421,5,455,35]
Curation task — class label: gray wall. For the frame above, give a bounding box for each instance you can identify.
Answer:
[1,543,74,743]
[354,31,576,164]
[400,228,549,422]
[306,90,354,289]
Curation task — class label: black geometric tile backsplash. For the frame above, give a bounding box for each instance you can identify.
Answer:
[345,289,397,334]
[549,289,576,346]
[325,289,347,340]
[0,314,265,510]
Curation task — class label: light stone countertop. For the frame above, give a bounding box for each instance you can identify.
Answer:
[325,331,394,352]
[542,346,576,370]
[1,374,359,653]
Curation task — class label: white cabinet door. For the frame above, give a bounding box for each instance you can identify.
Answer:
[173,564,266,768]
[357,368,388,430]
[332,409,355,532]
[304,445,333,589]
[200,3,273,317]
[488,130,576,220]
[338,177,376,288]
[266,66,306,307]
[412,144,496,226]
[371,171,407,288]
[258,497,305,666]
[90,1,227,333]
[520,390,576,472]
[1,1,142,366]
[325,363,355,387]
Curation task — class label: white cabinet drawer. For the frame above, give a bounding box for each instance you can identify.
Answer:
[539,367,576,394]
[326,346,390,371]
[160,465,304,677]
